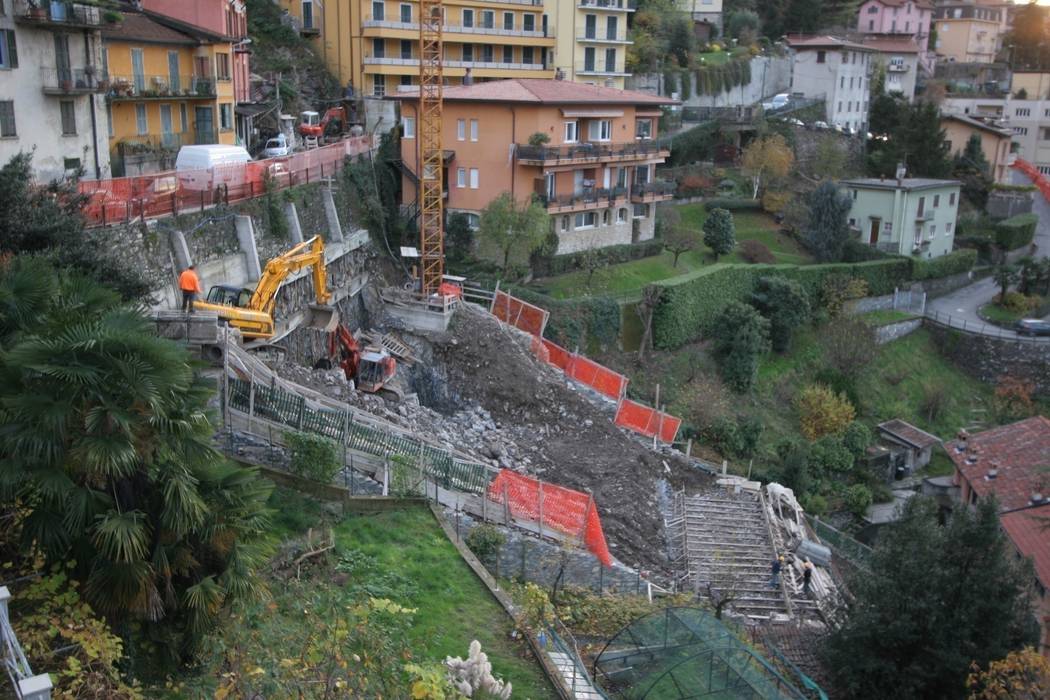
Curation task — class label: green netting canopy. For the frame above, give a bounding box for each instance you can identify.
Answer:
[592,607,807,699]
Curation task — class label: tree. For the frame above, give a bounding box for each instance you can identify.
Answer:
[803,181,853,262]
[0,153,149,300]
[703,207,736,261]
[821,318,878,379]
[811,135,850,180]
[844,484,873,518]
[994,263,1020,302]
[0,258,273,658]
[1007,2,1050,70]
[967,647,1050,700]
[953,134,994,209]
[636,285,662,362]
[478,192,550,271]
[796,384,856,441]
[741,134,794,199]
[627,0,694,72]
[709,302,770,392]
[446,212,475,262]
[750,276,811,352]
[900,101,952,178]
[726,10,760,43]
[823,497,1037,699]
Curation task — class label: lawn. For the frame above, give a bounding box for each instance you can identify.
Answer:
[859,309,920,326]
[979,300,1026,327]
[533,204,811,300]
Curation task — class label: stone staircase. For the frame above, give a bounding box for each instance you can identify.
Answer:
[547,648,605,699]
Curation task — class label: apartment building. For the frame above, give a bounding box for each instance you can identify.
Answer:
[855,0,932,45]
[102,6,238,175]
[933,1,1004,63]
[394,78,676,255]
[550,0,634,89]
[787,36,875,133]
[0,0,111,181]
[862,36,921,101]
[940,113,1013,183]
[942,87,1050,176]
[844,177,961,259]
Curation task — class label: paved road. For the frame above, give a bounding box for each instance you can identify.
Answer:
[1010,168,1050,253]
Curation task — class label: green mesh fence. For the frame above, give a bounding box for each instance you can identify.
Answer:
[806,516,873,570]
[228,378,493,493]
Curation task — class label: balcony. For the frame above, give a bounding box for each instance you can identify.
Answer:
[542,186,628,213]
[576,61,630,77]
[630,180,676,202]
[915,209,934,221]
[14,0,102,29]
[516,141,669,165]
[106,75,216,100]
[577,0,636,11]
[363,16,552,39]
[40,67,106,96]
[577,33,632,44]
[364,55,550,72]
[887,63,910,73]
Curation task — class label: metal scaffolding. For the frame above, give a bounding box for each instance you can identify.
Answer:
[418,0,444,296]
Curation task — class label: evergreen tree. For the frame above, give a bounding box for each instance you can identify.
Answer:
[750,276,811,353]
[709,301,770,392]
[703,208,737,261]
[824,497,1037,699]
[802,181,852,263]
[1007,2,1050,70]
[899,101,952,178]
[953,133,994,208]
[783,0,822,33]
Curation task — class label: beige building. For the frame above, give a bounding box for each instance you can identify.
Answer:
[1012,71,1050,101]
[933,1,1003,63]
[549,0,634,90]
[941,113,1013,183]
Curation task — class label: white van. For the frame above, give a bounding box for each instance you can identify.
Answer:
[175,145,251,190]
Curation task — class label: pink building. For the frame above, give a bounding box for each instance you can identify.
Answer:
[856,0,933,45]
[142,0,250,104]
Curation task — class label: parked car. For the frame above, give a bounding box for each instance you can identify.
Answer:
[812,120,829,130]
[1015,319,1050,336]
[762,93,791,111]
[260,134,291,159]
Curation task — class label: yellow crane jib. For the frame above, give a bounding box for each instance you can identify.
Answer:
[193,235,339,340]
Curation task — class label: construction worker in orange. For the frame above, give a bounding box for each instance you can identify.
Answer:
[179,264,203,313]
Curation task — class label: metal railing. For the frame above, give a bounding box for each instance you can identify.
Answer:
[15,0,101,26]
[542,185,628,210]
[924,308,1050,342]
[517,140,667,163]
[364,17,551,38]
[364,55,549,71]
[578,0,636,9]
[1,587,52,700]
[576,61,628,75]
[632,180,676,198]
[548,621,610,699]
[40,66,106,93]
[105,74,215,99]
[577,32,630,43]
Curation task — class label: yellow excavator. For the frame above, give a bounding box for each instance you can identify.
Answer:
[193,235,339,340]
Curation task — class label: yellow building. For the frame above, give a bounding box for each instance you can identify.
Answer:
[1011,71,1050,101]
[933,2,1003,64]
[102,7,236,174]
[550,0,633,89]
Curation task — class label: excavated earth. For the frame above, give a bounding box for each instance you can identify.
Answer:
[272,303,711,577]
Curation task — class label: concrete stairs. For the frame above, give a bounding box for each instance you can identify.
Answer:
[547,649,605,700]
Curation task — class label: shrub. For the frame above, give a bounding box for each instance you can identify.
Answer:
[993,376,1036,422]
[739,239,776,264]
[702,415,763,458]
[911,249,977,280]
[844,484,873,518]
[508,286,622,350]
[1000,291,1040,313]
[841,239,891,262]
[994,213,1038,251]
[761,191,792,214]
[703,198,763,212]
[841,422,872,459]
[703,208,736,260]
[796,384,856,441]
[285,430,341,484]
[821,318,878,379]
[814,367,861,414]
[750,276,810,353]
[920,381,949,422]
[676,174,712,198]
[527,132,550,147]
[533,239,663,277]
[465,525,506,562]
[710,302,770,392]
[820,274,869,317]
[810,436,856,475]
[802,493,828,517]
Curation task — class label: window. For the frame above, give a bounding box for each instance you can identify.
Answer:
[135,103,148,135]
[462,8,474,27]
[465,213,480,230]
[635,119,652,139]
[933,194,940,207]
[1013,127,1028,136]
[522,46,534,64]
[503,46,512,63]
[602,210,610,225]
[220,103,232,131]
[584,13,597,39]
[917,196,925,216]
[868,5,878,13]
[481,44,493,63]
[400,75,412,86]
[215,53,230,80]
[180,103,188,132]
[583,46,595,71]
[633,203,649,218]
[868,20,874,30]
[946,222,953,236]
[456,168,466,187]
[840,76,844,89]
[852,189,857,200]
[372,74,385,97]
[372,1,383,21]
[503,12,513,30]
[1041,127,1050,141]
[400,39,412,58]
[400,3,411,23]
[462,44,473,61]
[470,118,478,141]
[469,168,479,189]
[949,192,956,205]
[372,38,385,58]
[106,103,113,138]
[561,216,569,231]
[523,14,535,32]
[564,121,578,142]
[58,100,77,135]
[617,208,627,223]
[606,15,617,40]
[63,157,80,173]
[883,221,893,233]
[0,29,17,69]
[402,116,415,138]
[480,10,494,28]
[1015,107,1031,117]
[816,50,826,63]
[838,101,843,113]
[928,224,936,239]
[588,119,611,141]
[574,211,597,229]
[457,119,465,141]
[604,48,616,72]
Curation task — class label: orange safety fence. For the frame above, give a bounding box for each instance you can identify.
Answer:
[541,339,573,372]
[566,355,628,401]
[1013,158,1050,203]
[487,469,612,567]
[614,398,682,445]
[491,291,549,338]
[77,136,374,227]
[529,335,550,365]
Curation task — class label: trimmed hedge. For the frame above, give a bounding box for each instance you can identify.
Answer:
[651,259,912,349]
[533,239,663,277]
[703,198,763,212]
[995,213,1038,251]
[910,249,977,281]
[507,285,621,351]
[841,239,892,262]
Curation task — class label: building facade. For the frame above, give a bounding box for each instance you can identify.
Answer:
[787,36,874,133]
[395,79,675,256]
[102,7,237,175]
[942,94,1050,175]
[0,0,111,181]
[843,177,961,259]
[933,1,1003,63]
[855,0,932,45]
[941,113,1013,183]
[550,0,633,89]
[677,0,722,36]
[862,36,921,101]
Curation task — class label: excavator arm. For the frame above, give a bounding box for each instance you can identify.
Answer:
[248,235,332,316]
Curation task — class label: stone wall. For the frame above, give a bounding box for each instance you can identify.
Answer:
[628,56,793,108]
[875,319,922,345]
[925,320,1050,395]
[908,271,975,298]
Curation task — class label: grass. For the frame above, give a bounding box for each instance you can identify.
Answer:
[859,309,919,326]
[533,204,811,300]
[979,300,1026,326]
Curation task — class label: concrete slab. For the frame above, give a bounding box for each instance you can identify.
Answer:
[322,186,344,242]
[235,215,262,280]
[284,201,304,244]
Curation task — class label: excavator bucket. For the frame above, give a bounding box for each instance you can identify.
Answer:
[305,304,339,332]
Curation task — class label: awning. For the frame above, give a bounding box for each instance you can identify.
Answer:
[561,108,625,118]
[636,110,663,117]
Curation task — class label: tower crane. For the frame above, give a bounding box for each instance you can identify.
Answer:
[418,0,445,297]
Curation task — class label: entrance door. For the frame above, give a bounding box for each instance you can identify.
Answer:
[168,51,180,93]
[545,172,556,201]
[54,35,71,84]
[194,105,215,144]
[869,218,880,245]
[132,48,145,92]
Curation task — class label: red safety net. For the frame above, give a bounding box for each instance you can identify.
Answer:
[615,398,682,444]
[1013,158,1050,203]
[567,355,628,401]
[488,470,612,566]
[491,291,549,337]
[541,339,573,371]
[77,137,373,227]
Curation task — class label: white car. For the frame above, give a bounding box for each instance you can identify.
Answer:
[813,120,829,130]
[762,93,791,111]
[261,134,291,159]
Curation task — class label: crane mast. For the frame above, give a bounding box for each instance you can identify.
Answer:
[418,0,444,296]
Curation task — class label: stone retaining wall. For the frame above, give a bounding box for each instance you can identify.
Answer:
[875,318,922,345]
[925,319,1050,395]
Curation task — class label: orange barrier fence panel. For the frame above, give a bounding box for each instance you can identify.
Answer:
[614,399,682,444]
[491,291,549,337]
[566,355,628,401]
[530,335,550,365]
[542,339,572,371]
[488,470,612,567]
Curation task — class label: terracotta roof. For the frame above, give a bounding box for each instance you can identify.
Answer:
[1000,504,1050,588]
[949,416,1050,511]
[391,78,678,106]
[861,37,922,54]
[101,11,198,45]
[785,35,876,52]
[877,419,941,450]
[941,113,1012,137]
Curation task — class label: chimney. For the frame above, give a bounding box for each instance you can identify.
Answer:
[986,460,1000,480]
[463,68,473,86]
[895,162,907,185]
[1031,492,1045,505]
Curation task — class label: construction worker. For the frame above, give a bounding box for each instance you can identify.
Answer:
[179,264,203,313]
[802,558,814,596]
[770,555,784,589]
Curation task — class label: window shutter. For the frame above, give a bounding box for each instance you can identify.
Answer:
[7,30,17,68]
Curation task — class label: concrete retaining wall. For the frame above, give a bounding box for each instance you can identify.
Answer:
[628,56,792,108]
[924,319,1050,395]
[875,318,923,345]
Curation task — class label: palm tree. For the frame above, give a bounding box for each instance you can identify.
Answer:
[0,258,272,656]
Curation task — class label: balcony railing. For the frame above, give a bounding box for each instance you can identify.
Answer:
[576,61,630,76]
[106,75,216,100]
[364,55,550,71]
[887,63,910,73]
[517,141,668,164]
[363,17,551,38]
[15,0,102,28]
[578,0,636,10]
[631,180,676,200]
[915,209,934,221]
[40,67,106,95]
[577,32,631,44]
[542,186,628,211]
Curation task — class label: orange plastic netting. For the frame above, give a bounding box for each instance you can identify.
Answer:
[614,398,682,444]
[488,470,612,567]
[491,291,549,337]
[566,355,628,401]
[541,339,573,371]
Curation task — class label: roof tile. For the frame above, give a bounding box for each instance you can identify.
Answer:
[392,78,677,106]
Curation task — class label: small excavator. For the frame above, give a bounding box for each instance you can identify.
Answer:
[320,324,397,394]
[193,235,339,340]
[298,107,350,146]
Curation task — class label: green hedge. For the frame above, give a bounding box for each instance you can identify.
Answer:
[703,198,763,212]
[910,248,977,280]
[995,213,1038,251]
[533,239,663,277]
[507,285,621,351]
[651,259,912,349]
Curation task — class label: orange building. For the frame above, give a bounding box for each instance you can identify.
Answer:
[394,78,676,255]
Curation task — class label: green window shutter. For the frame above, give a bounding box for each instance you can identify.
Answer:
[7,31,17,68]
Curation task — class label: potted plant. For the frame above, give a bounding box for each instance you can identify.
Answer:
[103,9,122,24]
[26,0,46,20]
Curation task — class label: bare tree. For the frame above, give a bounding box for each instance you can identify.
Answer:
[636,285,662,363]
